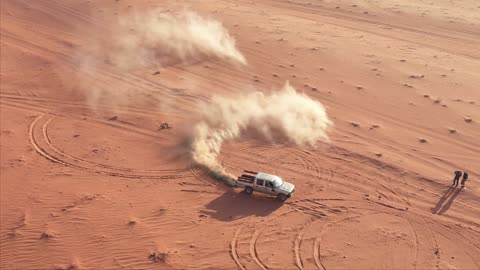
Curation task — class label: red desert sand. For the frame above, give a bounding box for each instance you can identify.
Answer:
[1,0,479,269]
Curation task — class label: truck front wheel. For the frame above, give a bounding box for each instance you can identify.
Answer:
[278,194,288,201]
[245,187,253,195]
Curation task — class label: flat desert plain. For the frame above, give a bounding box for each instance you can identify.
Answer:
[1,0,479,269]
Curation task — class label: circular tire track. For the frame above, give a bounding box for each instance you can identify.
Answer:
[42,116,182,174]
[233,197,470,270]
[29,114,187,180]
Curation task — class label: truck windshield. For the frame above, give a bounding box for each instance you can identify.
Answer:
[272,177,283,188]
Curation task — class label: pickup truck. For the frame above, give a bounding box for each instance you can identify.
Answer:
[236,170,295,201]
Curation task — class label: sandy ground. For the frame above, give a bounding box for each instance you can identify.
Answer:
[1,0,480,269]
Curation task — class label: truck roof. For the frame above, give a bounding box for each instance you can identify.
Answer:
[256,172,281,182]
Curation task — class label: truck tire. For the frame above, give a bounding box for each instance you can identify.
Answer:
[278,194,288,201]
[244,187,253,195]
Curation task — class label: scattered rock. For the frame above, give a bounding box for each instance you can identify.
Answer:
[403,83,414,88]
[350,122,360,127]
[40,231,55,239]
[448,128,457,133]
[149,252,168,263]
[158,123,171,130]
[152,71,160,75]
[375,153,383,157]
[73,134,80,138]
[128,219,137,225]
[199,214,207,218]
[464,117,473,123]
[423,94,430,98]
[433,99,441,104]
[399,59,406,62]
[409,74,424,79]
[311,87,318,91]
[356,86,364,90]
[108,115,118,121]
[419,138,428,143]
[272,74,279,77]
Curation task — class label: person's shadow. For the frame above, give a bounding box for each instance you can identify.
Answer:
[199,191,284,222]
[438,188,462,214]
[432,185,462,214]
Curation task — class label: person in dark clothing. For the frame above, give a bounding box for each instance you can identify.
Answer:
[452,170,462,187]
[461,171,469,189]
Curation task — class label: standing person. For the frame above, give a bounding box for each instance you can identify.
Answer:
[453,170,462,187]
[461,171,469,189]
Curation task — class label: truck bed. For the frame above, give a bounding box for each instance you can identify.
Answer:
[237,174,255,183]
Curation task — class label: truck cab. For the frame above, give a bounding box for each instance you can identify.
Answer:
[236,170,295,201]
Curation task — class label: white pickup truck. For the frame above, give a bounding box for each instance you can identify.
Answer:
[236,170,295,201]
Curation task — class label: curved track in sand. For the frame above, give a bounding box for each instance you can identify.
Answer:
[1,0,479,269]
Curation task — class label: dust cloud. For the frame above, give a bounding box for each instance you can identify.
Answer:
[76,9,246,110]
[106,9,247,69]
[190,82,333,180]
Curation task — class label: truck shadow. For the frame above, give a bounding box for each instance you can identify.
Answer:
[200,191,284,221]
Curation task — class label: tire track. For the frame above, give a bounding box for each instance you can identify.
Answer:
[294,218,315,270]
[231,210,296,270]
[230,225,247,270]
[246,0,480,61]
[28,113,185,180]
[42,115,183,174]
[313,238,326,270]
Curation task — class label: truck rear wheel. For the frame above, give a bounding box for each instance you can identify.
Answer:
[278,194,288,201]
[244,187,253,195]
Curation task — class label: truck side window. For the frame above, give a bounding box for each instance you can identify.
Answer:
[265,181,272,188]
[256,179,264,186]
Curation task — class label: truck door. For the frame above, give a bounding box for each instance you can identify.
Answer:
[255,179,267,194]
[264,181,276,194]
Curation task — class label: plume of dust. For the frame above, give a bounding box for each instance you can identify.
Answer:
[76,9,246,111]
[100,9,246,70]
[190,82,333,183]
